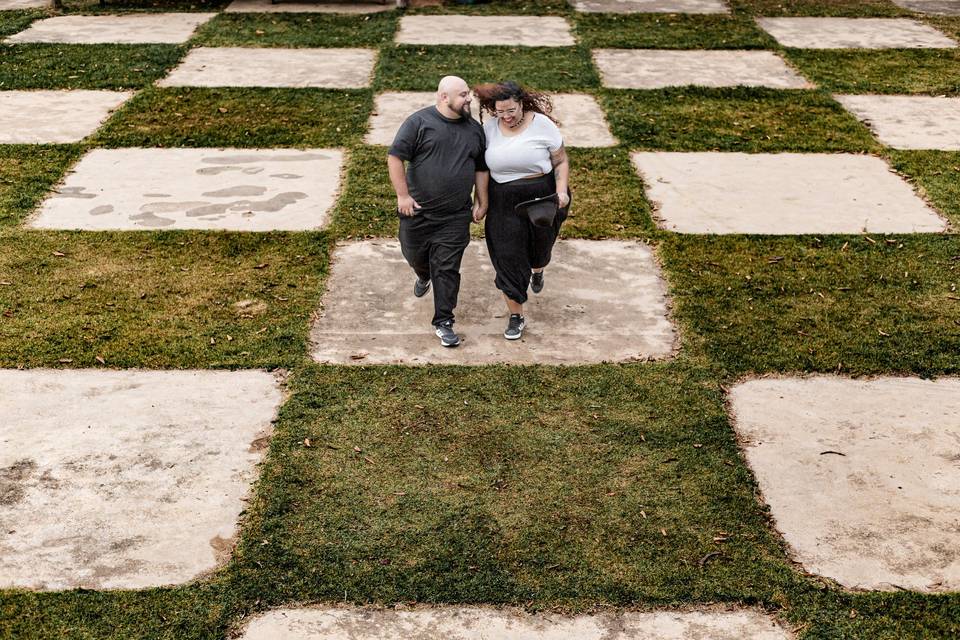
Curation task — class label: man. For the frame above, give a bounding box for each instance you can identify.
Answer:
[387,76,489,348]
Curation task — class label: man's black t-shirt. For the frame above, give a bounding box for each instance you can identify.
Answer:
[388,106,488,217]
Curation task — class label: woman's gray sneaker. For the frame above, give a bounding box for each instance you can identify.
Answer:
[531,271,544,294]
[435,321,461,347]
[414,278,431,298]
[504,314,525,340]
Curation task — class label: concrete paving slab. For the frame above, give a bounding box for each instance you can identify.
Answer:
[4,13,215,45]
[0,90,132,144]
[158,47,376,88]
[834,94,960,150]
[396,15,575,46]
[893,0,960,15]
[241,607,792,639]
[572,0,729,13]
[310,239,675,365]
[0,0,50,8]
[366,92,615,147]
[631,152,946,234]
[756,17,957,49]
[30,148,343,231]
[0,369,282,591]
[226,0,393,12]
[730,376,960,592]
[592,49,811,89]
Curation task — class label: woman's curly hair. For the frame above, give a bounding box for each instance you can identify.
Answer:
[472,81,559,126]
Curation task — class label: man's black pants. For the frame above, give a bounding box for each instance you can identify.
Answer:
[398,210,471,327]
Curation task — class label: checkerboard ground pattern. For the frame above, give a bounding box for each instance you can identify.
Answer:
[2,0,959,635]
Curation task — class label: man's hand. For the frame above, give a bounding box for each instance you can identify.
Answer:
[557,192,570,208]
[472,202,487,223]
[397,195,421,217]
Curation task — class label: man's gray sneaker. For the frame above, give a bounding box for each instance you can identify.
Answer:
[531,271,544,294]
[504,314,525,340]
[414,278,431,298]
[435,321,461,347]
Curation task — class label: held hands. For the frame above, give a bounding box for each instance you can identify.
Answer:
[557,192,570,208]
[472,202,487,223]
[397,194,421,217]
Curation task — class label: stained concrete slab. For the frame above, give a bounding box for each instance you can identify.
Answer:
[396,15,575,47]
[4,13,215,44]
[894,0,960,14]
[631,152,947,234]
[592,49,811,89]
[158,47,376,88]
[366,92,616,147]
[756,17,957,49]
[310,239,675,365]
[226,0,393,12]
[572,0,729,13]
[834,94,960,150]
[730,376,960,592]
[30,148,343,231]
[240,607,794,639]
[0,90,132,144]
[0,369,282,591]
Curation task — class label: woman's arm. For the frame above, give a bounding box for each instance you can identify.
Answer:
[550,145,570,208]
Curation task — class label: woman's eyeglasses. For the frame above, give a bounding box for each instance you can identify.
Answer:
[495,107,520,117]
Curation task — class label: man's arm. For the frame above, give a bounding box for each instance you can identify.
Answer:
[472,170,489,223]
[387,154,420,216]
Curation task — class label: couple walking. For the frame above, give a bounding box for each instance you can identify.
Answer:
[387,75,571,347]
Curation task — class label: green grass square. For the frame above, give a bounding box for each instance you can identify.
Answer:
[575,14,775,49]
[93,87,373,148]
[660,235,960,377]
[0,44,185,90]
[0,230,330,369]
[0,9,45,37]
[890,150,960,226]
[228,363,795,607]
[600,88,879,152]
[0,145,80,228]
[374,45,600,92]
[785,49,960,95]
[192,12,398,48]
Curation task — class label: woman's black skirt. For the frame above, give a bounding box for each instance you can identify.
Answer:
[485,172,569,305]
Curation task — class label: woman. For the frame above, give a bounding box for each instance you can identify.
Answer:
[472,81,571,341]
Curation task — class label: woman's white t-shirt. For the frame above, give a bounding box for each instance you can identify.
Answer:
[483,113,563,184]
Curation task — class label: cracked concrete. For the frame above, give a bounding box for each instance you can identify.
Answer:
[631,152,946,234]
[30,148,343,231]
[0,369,282,590]
[756,17,957,49]
[159,47,377,88]
[592,50,811,89]
[311,239,676,365]
[396,15,575,46]
[730,376,960,592]
[366,92,615,147]
[5,13,215,44]
[834,94,960,150]
[0,90,132,144]
[239,607,793,639]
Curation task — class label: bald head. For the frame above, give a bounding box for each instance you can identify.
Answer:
[435,75,472,120]
[437,75,468,98]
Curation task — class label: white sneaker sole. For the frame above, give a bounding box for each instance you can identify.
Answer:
[435,329,461,347]
[504,321,525,340]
